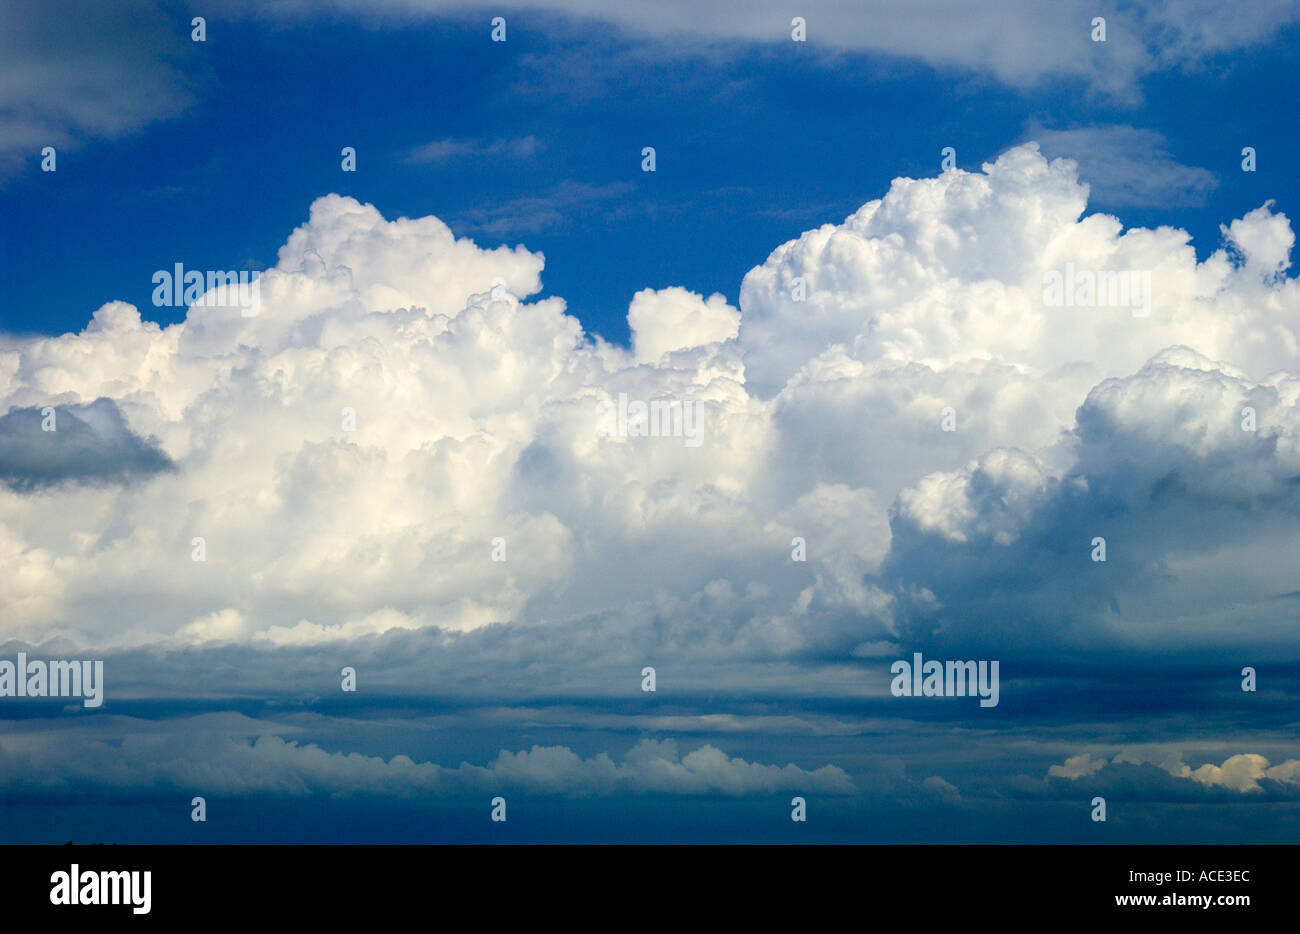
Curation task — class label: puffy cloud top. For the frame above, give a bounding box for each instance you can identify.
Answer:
[0,145,1296,686]
[628,287,740,363]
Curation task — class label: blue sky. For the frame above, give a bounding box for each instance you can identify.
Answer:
[2,1,1300,844]
[4,4,1297,343]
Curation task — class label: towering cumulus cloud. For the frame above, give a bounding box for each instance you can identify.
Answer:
[0,143,1295,705]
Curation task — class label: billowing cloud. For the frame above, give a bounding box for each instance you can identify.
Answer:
[0,144,1295,714]
[883,344,1300,645]
[1047,748,1300,795]
[628,286,740,363]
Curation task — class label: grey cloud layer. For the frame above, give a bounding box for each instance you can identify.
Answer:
[0,0,198,179]
[0,714,853,798]
[237,0,1300,100]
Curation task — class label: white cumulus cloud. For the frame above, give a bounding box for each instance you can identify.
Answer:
[0,144,1295,698]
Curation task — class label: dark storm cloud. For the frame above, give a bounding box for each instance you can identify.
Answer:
[0,398,175,490]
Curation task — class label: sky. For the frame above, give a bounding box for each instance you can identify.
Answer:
[1,0,1299,843]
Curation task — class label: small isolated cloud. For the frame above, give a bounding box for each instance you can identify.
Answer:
[404,135,542,165]
[1048,753,1107,780]
[0,398,174,491]
[454,179,635,235]
[922,775,960,801]
[1028,124,1217,207]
